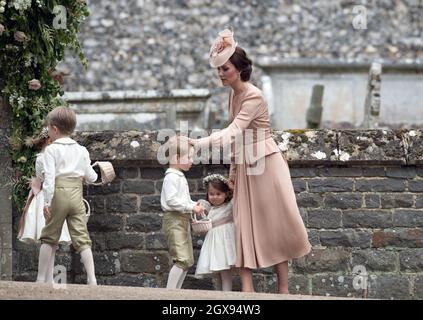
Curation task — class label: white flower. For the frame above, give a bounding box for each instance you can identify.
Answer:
[0,24,4,35]
[305,131,316,140]
[334,149,351,162]
[17,156,27,163]
[311,151,327,160]
[278,132,291,152]
[339,153,350,161]
[130,140,140,148]
[9,0,32,12]
[14,31,27,42]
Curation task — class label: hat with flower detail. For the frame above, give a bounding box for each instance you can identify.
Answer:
[209,29,238,68]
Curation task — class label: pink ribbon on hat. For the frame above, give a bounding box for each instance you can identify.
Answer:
[209,29,238,68]
[210,29,235,57]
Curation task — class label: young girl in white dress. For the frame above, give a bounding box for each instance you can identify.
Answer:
[17,127,71,282]
[195,174,236,291]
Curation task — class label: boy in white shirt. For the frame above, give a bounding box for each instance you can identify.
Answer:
[36,107,98,285]
[161,135,204,289]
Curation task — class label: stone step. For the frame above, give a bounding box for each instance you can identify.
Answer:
[0,280,356,300]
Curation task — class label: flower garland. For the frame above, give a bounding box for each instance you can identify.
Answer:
[0,0,89,209]
[203,173,229,188]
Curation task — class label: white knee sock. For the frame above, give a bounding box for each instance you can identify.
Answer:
[45,246,57,284]
[166,265,186,289]
[220,270,233,291]
[176,270,188,289]
[36,244,54,283]
[80,248,97,285]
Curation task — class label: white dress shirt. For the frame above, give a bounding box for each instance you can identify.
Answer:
[43,137,98,206]
[161,168,196,214]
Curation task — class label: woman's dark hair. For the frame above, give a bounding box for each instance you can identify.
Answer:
[229,46,253,81]
[206,180,233,203]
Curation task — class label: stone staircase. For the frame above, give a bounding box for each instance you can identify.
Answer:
[0,281,355,300]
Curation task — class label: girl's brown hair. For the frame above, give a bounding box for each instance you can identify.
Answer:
[28,127,49,150]
[205,179,233,203]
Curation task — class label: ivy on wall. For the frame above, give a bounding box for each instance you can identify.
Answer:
[0,0,89,209]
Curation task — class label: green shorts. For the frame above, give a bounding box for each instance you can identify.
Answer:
[162,211,194,270]
[40,177,92,253]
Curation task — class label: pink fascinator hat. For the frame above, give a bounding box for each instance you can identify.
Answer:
[209,29,238,68]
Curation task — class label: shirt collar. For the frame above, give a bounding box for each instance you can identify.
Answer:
[53,137,77,145]
[166,168,185,177]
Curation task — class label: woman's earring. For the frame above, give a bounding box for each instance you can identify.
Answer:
[238,73,241,80]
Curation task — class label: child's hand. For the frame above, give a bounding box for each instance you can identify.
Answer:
[192,204,204,216]
[43,206,51,220]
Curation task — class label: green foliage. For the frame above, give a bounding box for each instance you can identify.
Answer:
[0,0,89,209]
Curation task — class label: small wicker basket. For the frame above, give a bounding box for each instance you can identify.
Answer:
[191,213,212,234]
[83,198,91,223]
[90,161,116,186]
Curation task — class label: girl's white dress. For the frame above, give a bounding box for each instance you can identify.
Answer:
[195,200,236,276]
[18,153,72,244]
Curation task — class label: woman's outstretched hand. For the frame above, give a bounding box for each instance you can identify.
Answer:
[188,138,196,147]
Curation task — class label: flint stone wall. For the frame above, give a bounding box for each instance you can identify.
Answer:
[12,129,423,299]
[62,0,423,128]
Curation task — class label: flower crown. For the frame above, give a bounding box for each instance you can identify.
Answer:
[38,127,49,139]
[202,174,229,188]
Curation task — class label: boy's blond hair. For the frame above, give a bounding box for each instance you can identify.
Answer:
[47,106,76,135]
[166,135,192,160]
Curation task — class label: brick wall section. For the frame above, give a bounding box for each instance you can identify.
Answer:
[11,129,423,299]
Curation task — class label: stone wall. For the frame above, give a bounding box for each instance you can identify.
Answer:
[64,89,212,131]
[63,0,423,92]
[0,98,12,280]
[61,0,423,128]
[260,61,423,129]
[12,129,423,299]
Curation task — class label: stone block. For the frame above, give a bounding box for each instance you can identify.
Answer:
[106,195,138,213]
[307,209,342,228]
[121,251,169,273]
[320,230,372,248]
[324,193,362,209]
[127,213,162,232]
[343,209,392,228]
[308,178,354,192]
[293,248,350,273]
[351,249,397,272]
